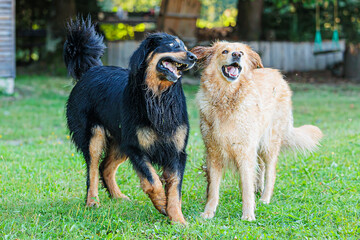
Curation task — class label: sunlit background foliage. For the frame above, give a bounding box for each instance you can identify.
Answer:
[97,0,360,42]
[15,0,360,62]
[97,0,238,41]
[98,0,160,12]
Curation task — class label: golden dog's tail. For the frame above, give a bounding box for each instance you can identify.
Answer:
[284,125,323,153]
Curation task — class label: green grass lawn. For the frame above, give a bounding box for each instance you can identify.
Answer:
[1,75,359,239]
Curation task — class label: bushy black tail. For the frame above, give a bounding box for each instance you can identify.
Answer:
[63,16,106,81]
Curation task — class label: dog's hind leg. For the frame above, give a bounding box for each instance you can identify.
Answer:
[99,139,129,200]
[86,126,106,207]
[256,156,265,194]
[259,140,281,204]
[163,153,187,225]
[201,151,223,219]
[132,157,167,216]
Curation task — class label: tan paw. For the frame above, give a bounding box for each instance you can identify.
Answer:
[168,208,186,225]
[170,217,188,226]
[241,213,256,221]
[200,211,215,219]
[154,202,167,216]
[113,193,130,201]
[86,196,100,208]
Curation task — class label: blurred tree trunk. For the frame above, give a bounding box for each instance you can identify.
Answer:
[46,0,100,56]
[46,0,76,53]
[236,0,264,41]
[76,0,100,18]
[54,0,76,37]
[344,44,360,82]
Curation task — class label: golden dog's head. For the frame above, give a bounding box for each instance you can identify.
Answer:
[192,41,263,82]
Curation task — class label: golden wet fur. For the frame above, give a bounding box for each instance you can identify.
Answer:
[192,41,323,221]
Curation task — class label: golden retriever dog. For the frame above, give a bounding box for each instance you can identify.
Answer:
[192,42,323,221]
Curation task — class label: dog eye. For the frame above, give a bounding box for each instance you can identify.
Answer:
[222,50,229,54]
[240,51,244,56]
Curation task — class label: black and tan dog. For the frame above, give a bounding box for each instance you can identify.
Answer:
[63,17,197,224]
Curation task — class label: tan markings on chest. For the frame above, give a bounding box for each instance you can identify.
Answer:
[136,127,158,150]
[172,125,188,152]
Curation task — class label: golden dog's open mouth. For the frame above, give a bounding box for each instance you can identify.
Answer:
[222,62,241,81]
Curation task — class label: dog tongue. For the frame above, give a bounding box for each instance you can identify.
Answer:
[163,61,177,73]
[227,66,239,77]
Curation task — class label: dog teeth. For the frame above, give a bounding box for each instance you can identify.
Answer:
[175,62,184,68]
[161,60,182,78]
[163,61,188,70]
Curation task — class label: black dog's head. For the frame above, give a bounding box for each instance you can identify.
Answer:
[129,33,197,94]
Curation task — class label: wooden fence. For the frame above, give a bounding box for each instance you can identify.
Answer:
[157,0,201,42]
[105,40,345,72]
[0,0,15,94]
[247,40,345,72]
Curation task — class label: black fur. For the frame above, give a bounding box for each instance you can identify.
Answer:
[64,15,106,81]
[64,17,196,218]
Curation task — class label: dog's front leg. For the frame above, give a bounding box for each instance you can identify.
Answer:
[237,149,257,221]
[132,156,167,216]
[163,153,187,225]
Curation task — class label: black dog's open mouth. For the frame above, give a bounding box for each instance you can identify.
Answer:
[157,57,191,82]
[222,62,242,81]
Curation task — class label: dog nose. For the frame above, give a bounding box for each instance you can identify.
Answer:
[232,51,241,59]
[187,51,197,62]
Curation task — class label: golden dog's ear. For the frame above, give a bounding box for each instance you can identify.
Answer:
[191,46,215,68]
[248,48,264,69]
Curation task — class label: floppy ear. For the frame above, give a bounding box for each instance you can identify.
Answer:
[129,37,153,74]
[129,33,165,77]
[191,46,215,68]
[128,39,150,79]
[248,49,264,69]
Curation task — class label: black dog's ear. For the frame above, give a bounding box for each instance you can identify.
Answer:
[128,33,165,76]
[128,38,152,75]
[191,46,215,68]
